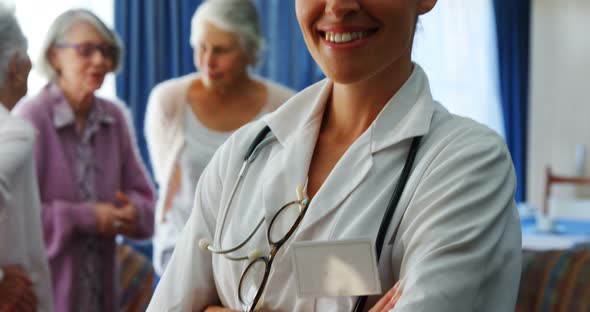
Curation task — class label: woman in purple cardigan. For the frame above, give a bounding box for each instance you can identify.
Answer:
[16,9,155,312]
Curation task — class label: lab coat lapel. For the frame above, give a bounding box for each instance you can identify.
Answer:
[259,65,435,241]
[259,81,331,231]
[293,65,435,239]
[296,134,374,237]
[259,124,318,228]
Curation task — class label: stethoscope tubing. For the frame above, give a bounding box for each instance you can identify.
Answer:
[202,124,421,312]
[209,127,277,259]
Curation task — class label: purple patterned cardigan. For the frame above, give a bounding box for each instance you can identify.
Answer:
[16,84,155,312]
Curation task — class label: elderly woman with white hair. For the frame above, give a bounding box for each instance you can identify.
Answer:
[146,0,294,276]
[15,9,155,312]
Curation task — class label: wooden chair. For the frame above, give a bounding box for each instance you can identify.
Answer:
[543,166,590,215]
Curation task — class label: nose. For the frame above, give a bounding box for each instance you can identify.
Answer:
[90,48,109,66]
[204,51,217,69]
[325,0,361,19]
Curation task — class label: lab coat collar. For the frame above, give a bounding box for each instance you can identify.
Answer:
[263,64,434,153]
[371,64,434,153]
[0,102,8,117]
[263,78,331,148]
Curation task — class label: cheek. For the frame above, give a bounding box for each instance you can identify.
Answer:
[193,51,202,68]
[105,58,115,71]
[295,2,319,53]
[295,3,309,33]
[220,55,243,72]
[61,62,91,83]
[295,0,313,25]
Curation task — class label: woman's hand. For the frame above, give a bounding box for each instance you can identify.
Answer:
[112,191,139,236]
[369,280,403,312]
[95,192,139,237]
[95,202,121,237]
[0,265,37,312]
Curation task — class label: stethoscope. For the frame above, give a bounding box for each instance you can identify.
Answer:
[198,126,275,262]
[198,125,422,312]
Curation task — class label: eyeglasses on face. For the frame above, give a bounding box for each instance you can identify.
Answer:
[54,42,116,59]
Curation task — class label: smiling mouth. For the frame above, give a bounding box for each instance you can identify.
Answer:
[207,72,222,80]
[319,29,377,44]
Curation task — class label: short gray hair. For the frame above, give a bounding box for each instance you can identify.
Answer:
[0,3,28,86]
[190,0,264,65]
[37,9,122,81]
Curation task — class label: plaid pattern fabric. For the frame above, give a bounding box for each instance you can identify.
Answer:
[117,244,154,312]
[516,248,590,312]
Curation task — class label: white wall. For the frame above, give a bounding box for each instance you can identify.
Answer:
[528,0,590,209]
[13,0,116,100]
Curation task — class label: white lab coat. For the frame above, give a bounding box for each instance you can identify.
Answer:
[0,104,54,312]
[148,65,521,312]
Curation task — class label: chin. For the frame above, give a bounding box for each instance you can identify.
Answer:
[325,68,374,85]
[87,82,104,93]
[201,78,213,88]
[317,57,370,84]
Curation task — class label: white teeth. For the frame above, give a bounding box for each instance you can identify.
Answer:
[324,31,369,44]
[342,33,351,42]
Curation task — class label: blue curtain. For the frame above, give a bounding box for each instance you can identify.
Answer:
[254,0,325,90]
[114,0,202,172]
[114,0,323,173]
[494,0,531,202]
[115,1,530,202]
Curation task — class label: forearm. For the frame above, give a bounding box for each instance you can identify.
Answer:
[41,200,97,257]
[122,116,156,239]
[393,131,520,311]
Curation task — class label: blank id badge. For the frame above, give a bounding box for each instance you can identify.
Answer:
[291,238,382,298]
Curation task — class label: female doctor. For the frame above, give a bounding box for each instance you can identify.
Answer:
[148,0,521,311]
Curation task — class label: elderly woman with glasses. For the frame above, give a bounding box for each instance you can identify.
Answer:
[15,9,155,312]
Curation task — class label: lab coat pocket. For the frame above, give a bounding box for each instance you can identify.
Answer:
[291,238,382,298]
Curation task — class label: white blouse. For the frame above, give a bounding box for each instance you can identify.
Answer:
[154,105,232,272]
[147,74,295,274]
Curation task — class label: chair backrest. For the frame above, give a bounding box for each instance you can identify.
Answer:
[543,166,590,215]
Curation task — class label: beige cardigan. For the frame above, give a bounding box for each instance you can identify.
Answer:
[144,73,294,225]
